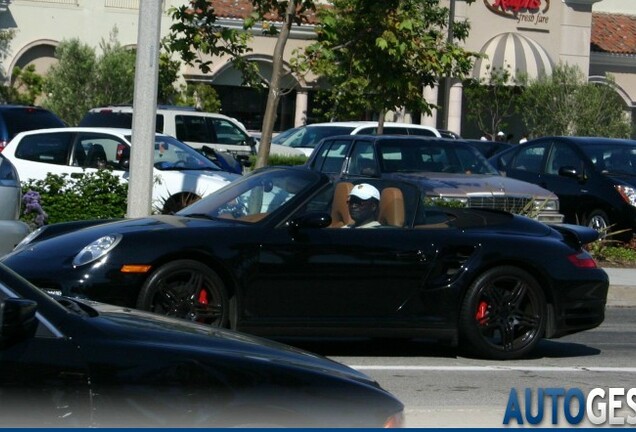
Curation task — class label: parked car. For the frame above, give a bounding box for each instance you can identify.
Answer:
[79,105,304,159]
[276,121,442,156]
[2,166,608,360]
[3,127,240,214]
[0,262,404,427]
[306,135,563,224]
[0,153,29,255]
[488,136,636,240]
[0,105,65,151]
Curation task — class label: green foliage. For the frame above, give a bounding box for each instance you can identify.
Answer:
[158,52,182,104]
[295,0,478,121]
[92,29,136,106]
[519,64,632,138]
[21,170,128,224]
[176,82,221,112]
[464,66,522,139]
[2,65,45,105]
[248,153,307,168]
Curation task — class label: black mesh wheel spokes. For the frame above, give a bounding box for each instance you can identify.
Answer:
[475,275,541,352]
[151,268,224,326]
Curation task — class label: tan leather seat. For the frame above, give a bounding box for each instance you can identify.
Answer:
[330,182,354,227]
[378,187,405,227]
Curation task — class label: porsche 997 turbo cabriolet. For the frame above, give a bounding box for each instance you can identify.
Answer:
[1,166,608,360]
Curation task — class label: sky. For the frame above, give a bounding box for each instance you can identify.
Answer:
[593,0,636,13]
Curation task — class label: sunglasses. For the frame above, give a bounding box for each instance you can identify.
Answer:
[348,196,372,206]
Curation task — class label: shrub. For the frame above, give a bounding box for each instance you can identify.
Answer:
[21,170,128,224]
[248,154,308,168]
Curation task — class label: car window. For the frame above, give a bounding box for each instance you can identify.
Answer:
[175,115,216,143]
[348,140,377,176]
[207,118,248,145]
[79,111,164,133]
[147,135,224,171]
[357,126,410,135]
[378,140,497,174]
[77,133,128,170]
[408,127,437,137]
[0,108,65,141]
[510,143,547,173]
[309,139,351,173]
[547,143,582,175]
[14,132,74,165]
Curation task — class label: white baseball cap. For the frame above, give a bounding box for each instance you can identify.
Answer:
[497,131,505,136]
[349,183,380,201]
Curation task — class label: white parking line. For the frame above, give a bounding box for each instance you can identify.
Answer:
[351,365,636,373]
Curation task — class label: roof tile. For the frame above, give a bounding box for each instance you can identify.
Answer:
[592,12,636,55]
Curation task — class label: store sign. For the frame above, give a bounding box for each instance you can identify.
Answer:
[484,0,550,25]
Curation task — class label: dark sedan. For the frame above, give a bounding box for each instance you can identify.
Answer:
[0,262,403,427]
[2,167,608,360]
[306,135,563,224]
[488,136,636,240]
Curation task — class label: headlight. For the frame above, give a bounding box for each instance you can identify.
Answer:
[534,199,559,212]
[72,234,122,267]
[616,185,636,206]
[13,226,46,252]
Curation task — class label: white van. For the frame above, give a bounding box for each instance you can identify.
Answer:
[80,106,304,158]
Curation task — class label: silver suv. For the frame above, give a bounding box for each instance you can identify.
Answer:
[80,105,303,158]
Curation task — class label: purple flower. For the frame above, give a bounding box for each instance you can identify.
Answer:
[22,190,48,227]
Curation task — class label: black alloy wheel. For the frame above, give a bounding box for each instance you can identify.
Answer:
[459,266,546,360]
[136,259,230,327]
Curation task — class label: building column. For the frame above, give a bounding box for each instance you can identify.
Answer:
[447,81,463,135]
[421,84,438,127]
[294,90,308,127]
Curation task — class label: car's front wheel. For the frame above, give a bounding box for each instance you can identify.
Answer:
[136,259,230,327]
[459,266,546,360]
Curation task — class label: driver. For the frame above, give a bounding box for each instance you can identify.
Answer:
[343,183,381,228]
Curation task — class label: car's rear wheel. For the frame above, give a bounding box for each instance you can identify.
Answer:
[136,259,230,328]
[459,266,546,360]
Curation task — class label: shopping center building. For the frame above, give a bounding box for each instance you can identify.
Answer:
[0,0,634,138]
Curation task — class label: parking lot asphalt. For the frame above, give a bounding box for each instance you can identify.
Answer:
[603,267,636,307]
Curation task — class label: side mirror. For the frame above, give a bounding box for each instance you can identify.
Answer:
[0,298,38,348]
[288,213,332,232]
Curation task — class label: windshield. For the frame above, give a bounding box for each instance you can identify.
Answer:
[178,167,321,223]
[379,140,500,175]
[278,125,357,149]
[580,143,636,175]
[125,135,225,171]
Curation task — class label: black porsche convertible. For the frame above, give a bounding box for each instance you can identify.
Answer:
[2,166,609,360]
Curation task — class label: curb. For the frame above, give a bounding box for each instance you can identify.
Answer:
[603,268,636,307]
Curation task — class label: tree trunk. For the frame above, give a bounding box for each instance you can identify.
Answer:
[254,0,297,169]
[377,108,385,134]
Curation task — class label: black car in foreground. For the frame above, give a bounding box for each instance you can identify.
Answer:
[0,263,404,427]
[2,167,608,360]
[488,136,636,240]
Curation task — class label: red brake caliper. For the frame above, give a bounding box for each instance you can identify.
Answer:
[197,289,209,305]
[476,300,489,325]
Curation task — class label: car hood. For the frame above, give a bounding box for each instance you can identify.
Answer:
[77,300,380,388]
[388,173,557,198]
[4,215,232,257]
